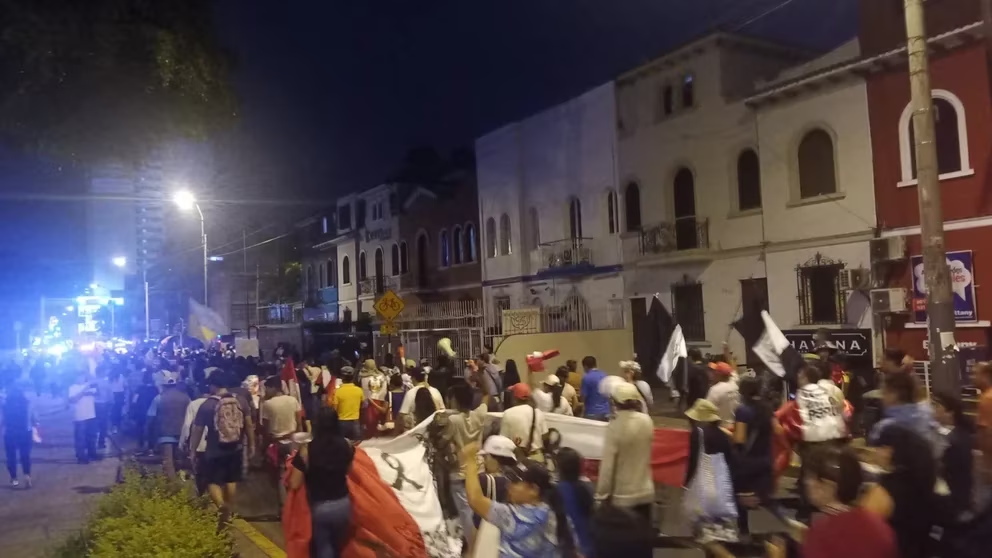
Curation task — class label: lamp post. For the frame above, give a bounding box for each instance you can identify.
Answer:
[174,189,208,306]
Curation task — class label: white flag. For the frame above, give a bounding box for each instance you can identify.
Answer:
[656,324,687,383]
[751,311,792,378]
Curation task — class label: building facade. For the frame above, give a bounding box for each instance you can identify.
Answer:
[616,33,878,361]
[862,0,992,359]
[475,82,626,328]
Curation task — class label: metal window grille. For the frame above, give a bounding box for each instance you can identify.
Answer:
[672,278,705,341]
[796,253,845,325]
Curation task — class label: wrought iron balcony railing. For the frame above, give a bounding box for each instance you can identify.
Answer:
[358,275,397,297]
[538,238,594,271]
[640,217,709,255]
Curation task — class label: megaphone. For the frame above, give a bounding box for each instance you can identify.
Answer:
[437,337,456,358]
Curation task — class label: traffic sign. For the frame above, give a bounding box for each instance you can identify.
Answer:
[380,321,398,335]
[373,289,405,321]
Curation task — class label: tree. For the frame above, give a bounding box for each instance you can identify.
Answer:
[260,261,302,305]
[0,0,236,164]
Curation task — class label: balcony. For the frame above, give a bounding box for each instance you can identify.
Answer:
[537,238,595,273]
[625,217,710,262]
[358,275,398,297]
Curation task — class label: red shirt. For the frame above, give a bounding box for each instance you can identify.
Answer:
[803,508,898,558]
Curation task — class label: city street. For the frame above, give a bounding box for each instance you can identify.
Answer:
[0,394,118,558]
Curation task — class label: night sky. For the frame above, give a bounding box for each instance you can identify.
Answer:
[0,0,857,345]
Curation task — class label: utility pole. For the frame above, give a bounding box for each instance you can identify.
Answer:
[904,0,960,394]
[244,228,250,330]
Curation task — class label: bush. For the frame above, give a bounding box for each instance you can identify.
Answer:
[51,469,232,558]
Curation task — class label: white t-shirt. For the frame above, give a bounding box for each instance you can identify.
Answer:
[68,382,97,422]
[398,384,446,416]
[635,380,653,414]
[706,380,740,427]
[261,394,299,438]
[532,389,573,416]
[180,397,209,453]
[500,404,549,455]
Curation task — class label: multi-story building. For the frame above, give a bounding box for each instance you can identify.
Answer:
[475,83,626,327]
[861,0,992,359]
[616,32,877,362]
[301,211,340,322]
[396,166,483,304]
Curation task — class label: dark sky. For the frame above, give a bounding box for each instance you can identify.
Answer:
[213,0,858,199]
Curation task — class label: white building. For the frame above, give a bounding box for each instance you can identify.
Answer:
[616,33,877,359]
[475,82,625,325]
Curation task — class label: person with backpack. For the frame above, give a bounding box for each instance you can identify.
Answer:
[189,370,256,525]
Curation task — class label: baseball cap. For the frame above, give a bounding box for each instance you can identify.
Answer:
[510,383,532,400]
[503,459,551,491]
[542,374,561,387]
[612,382,641,403]
[709,361,735,378]
[479,435,517,461]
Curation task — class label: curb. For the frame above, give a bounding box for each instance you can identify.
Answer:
[231,519,286,558]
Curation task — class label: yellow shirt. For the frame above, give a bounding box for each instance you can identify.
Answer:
[332,383,364,421]
[566,371,583,392]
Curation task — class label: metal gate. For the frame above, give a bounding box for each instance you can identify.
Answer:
[370,300,485,367]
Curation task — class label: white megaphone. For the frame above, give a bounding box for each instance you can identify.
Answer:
[437,337,456,358]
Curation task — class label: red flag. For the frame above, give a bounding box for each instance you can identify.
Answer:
[281,357,297,382]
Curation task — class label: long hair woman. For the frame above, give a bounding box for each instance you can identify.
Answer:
[732,375,774,534]
[289,407,355,558]
[413,387,439,426]
[461,442,576,557]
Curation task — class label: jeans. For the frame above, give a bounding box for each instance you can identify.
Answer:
[339,420,360,441]
[111,393,126,429]
[73,419,97,463]
[4,430,32,479]
[450,479,475,548]
[95,402,110,448]
[159,442,178,480]
[311,496,351,558]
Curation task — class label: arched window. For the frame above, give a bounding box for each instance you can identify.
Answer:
[440,229,450,267]
[453,226,464,265]
[607,190,618,235]
[358,251,367,280]
[342,256,350,284]
[391,244,400,276]
[528,208,540,250]
[327,259,336,287]
[486,217,497,258]
[465,223,477,262]
[416,233,429,285]
[306,266,315,298]
[318,263,324,289]
[568,197,582,239]
[375,246,386,280]
[624,183,641,232]
[662,85,674,116]
[737,149,762,211]
[499,214,512,255]
[681,74,695,108]
[797,129,837,198]
[400,242,409,273]
[900,91,969,183]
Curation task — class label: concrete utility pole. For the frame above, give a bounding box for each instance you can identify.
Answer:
[903,0,960,394]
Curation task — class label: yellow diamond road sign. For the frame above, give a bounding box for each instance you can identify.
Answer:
[373,289,405,322]
[380,321,398,335]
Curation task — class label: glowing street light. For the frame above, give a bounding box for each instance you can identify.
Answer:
[173,189,197,211]
[112,256,127,268]
[173,187,209,306]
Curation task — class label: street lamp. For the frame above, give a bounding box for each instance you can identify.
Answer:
[112,256,127,268]
[173,189,208,306]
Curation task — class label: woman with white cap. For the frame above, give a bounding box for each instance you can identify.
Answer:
[620,360,653,414]
[594,382,655,520]
[533,374,573,416]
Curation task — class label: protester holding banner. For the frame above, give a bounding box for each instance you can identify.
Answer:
[460,442,575,558]
[501,384,549,463]
[441,379,491,549]
[595,383,655,522]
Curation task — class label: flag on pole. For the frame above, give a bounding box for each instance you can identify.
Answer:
[656,324,688,384]
[188,298,229,344]
[751,311,805,379]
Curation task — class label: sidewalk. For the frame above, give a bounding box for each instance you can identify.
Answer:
[0,395,119,558]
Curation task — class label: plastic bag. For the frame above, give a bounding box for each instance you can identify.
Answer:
[32,426,42,444]
[683,429,738,522]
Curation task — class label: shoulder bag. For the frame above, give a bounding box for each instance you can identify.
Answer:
[591,453,656,548]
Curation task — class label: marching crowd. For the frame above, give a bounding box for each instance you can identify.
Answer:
[3,336,992,558]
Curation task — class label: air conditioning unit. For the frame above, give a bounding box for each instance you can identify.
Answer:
[839,268,871,291]
[871,288,910,314]
[870,236,907,262]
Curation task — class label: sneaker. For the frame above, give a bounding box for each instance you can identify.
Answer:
[10,479,19,488]
[24,477,32,489]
